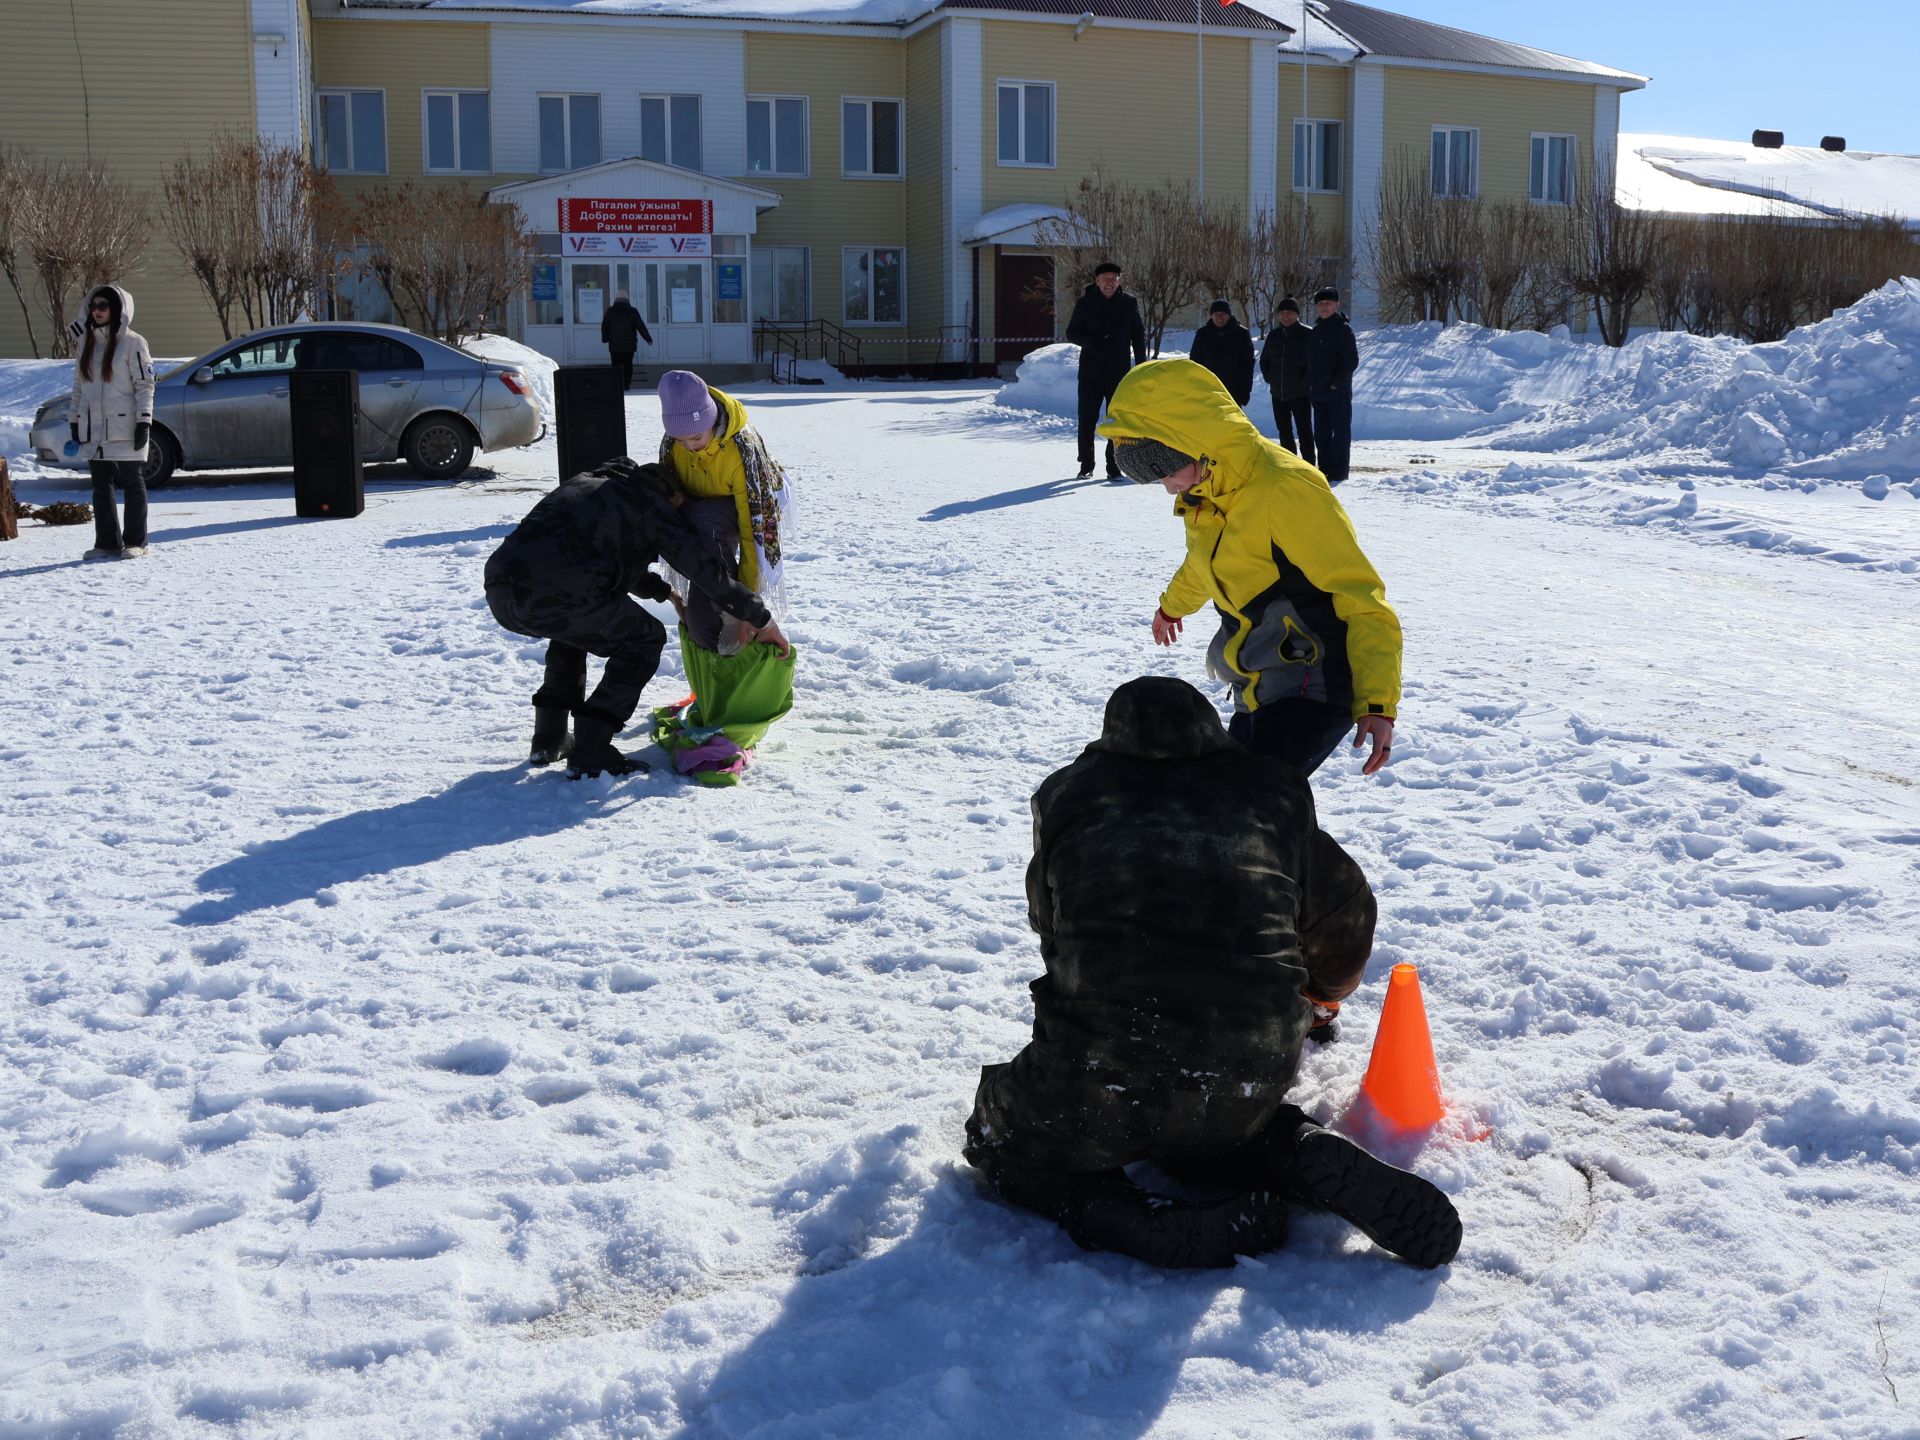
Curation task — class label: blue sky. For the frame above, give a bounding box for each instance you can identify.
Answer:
[1356,0,1920,153]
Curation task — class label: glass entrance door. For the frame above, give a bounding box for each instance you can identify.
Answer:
[638,259,708,363]
[567,261,610,365]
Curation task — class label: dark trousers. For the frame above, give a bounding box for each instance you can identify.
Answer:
[1228,699,1354,778]
[1310,390,1353,485]
[1272,395,1315,467]
[90,458,147,550]
[678,497,744,653]
[486,583,666,730]
[610,351,635,390]
[1077,364,1126,474]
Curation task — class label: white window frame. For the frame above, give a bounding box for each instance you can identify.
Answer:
[639,93,703,171]
[1292,117,1343,194]
[747,94,810,178]
[1431,125,1479,199]
[538,92,602,173]
[996,80,1056,169]
[1530,131,1576,206]
[841,96,904,180]
[422,89,491,175]
[842,245,905,327]
[314,88,387,175]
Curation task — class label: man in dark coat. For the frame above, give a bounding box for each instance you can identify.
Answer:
[601,291,654,391]
[1064,261,1148,480]
[1258,296,1315,465]
[964,677,1461,1270]
[1305,286,1360,484]
[484,457,770,778]
[1188,299,1255,407]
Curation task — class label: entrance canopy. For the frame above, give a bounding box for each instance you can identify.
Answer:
[962,203,1081,249]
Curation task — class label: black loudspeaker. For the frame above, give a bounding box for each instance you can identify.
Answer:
[554,365,628,482]
[291,368,364,519]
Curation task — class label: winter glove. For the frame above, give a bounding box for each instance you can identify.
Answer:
[631,571,672,603]
[1306,998,1341,1046]
[133,422,150,452]
[69,423,80,446]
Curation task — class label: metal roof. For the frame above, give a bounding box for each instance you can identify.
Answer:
[938,0,1290,32]
[1312,0,1645,82]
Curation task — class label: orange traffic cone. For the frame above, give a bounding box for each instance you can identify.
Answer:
[1359,963,1446,1130]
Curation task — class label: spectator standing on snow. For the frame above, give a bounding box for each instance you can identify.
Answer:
[601,291,653,391]
[1258,296,1315,467]
[964,675,1461,1270]
[1099,357,1399,779]
[1188,299,1255,408]
[1064,261,1147,481]
[1305,286,1359,485]
[484,457,769,779]
[70,284,155,560]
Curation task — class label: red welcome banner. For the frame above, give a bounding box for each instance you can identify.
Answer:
[559,198,712,235]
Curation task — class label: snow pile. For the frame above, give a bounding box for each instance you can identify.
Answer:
[992,342,1081,417]
[461,332,558,423]
[1499,278,1920,477]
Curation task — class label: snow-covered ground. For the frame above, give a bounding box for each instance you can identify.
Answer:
[4,292,1919,1437]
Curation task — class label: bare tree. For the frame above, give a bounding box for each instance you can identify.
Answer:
[158,136,254,340]
[0,146,41,357]
[1365,155,1476,324]
[18,160,148,356]
[351,182,536,344]
[1033,165,1206,354]
[1237,201,1330,333]
[1466,200,1569,331]
[1562,157,1657,346]
[1193,194,1254,327]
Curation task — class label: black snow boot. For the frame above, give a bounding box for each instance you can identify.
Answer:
[1066,1171,1288,1270]
[1272,1108,1461,1269]
[527,690,574,768]
[565,704,649,780]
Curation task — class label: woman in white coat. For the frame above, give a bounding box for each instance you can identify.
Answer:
[70,283,155,558]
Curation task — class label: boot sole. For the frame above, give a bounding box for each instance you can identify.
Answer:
[1289,1130,1461,1268]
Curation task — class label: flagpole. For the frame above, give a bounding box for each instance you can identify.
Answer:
[1197,0,1205,203]
[1301,0,1309,215]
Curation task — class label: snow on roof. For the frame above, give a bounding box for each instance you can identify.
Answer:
[1304,0,1643,83]
[1239,0,1362,61]
[1617,133,1920,226]
[962,203,1078,246]
[371,0,942,22]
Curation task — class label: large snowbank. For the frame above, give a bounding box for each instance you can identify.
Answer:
[996,280,1920,478]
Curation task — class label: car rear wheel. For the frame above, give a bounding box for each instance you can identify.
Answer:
[402,414,476,480]
[141,427,180,489]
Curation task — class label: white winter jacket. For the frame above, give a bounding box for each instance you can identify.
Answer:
[69,284,154,463]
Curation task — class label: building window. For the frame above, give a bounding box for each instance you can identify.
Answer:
[747,95,808,176]
[1292,118,1342,193]
[842,98,903,178]
[424,90,490,174]
[996,81,1054,167]
[315,90,386,174]
[752,246,811,324]
[641,94,702,171]
[539,93,601,172]
[1531,133,1576,205]
[1431,126,1478,198]
[843,246,903,325]
[331,246,395,323]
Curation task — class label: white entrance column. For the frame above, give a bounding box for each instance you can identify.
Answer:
[1347,61,1385,325]
[942,18,984,365]
[1249,43,1279,233]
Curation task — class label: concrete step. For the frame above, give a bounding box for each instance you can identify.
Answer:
[628,363,765,389]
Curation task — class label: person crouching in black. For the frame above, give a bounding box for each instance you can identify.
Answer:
[484,458,769,778]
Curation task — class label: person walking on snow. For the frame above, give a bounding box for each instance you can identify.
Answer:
[1306,286,1359,485]
[1258,296,1315,467]
[1064,261,1147,481]
[963,676,1461,1270]
[601,291,653,391]
[484,457,769,779]
[1099,357,1400,779]
[1188,299,1255,407]
[70,284,155,560]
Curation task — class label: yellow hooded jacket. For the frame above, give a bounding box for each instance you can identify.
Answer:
[666,385,761,591]
[1100,358,1401,721]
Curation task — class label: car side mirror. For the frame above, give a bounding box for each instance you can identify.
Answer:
[192,366,215,385]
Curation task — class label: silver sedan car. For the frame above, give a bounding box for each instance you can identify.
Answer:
[30,322,544,486]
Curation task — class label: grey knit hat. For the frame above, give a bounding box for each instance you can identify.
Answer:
[1112,437,1197,486]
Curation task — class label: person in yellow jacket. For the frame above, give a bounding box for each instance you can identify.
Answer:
[1099,357,1399,779]
[657,370,790,655]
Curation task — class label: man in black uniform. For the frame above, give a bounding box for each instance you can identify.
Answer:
[1258,296,1315,465]
[1064,261,1147,480]
[601,290,654,391]
[964,677,1461,1269]
[1188,298,1255,408]
[484,458,769,778]
[1306,286,1360,485]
